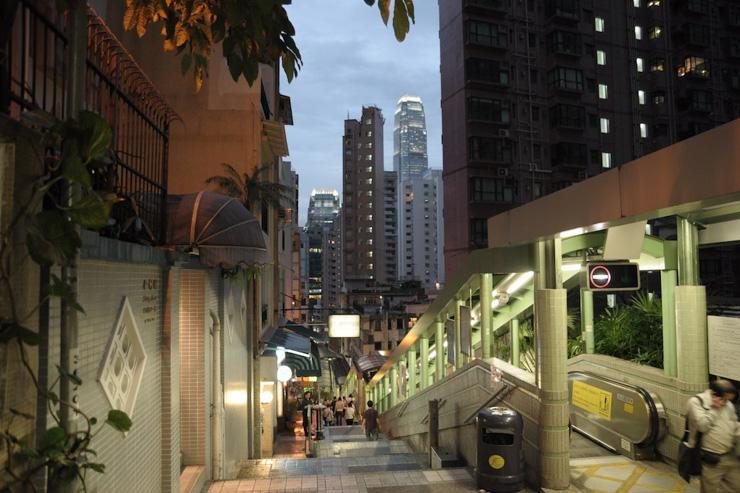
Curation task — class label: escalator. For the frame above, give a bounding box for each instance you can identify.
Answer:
[568,371,667,460]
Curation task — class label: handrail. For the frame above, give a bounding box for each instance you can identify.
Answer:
[463,382,514,424]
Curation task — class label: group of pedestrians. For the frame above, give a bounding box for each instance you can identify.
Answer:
[321,394,356,426]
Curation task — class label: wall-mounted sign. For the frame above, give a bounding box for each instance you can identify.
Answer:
[328,314,360,338]
[585,262,640,292]
[708,316,740,381]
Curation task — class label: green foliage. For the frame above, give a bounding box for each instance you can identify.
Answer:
[114,0,414,90]
[205,163,289,210]
[0,112,132,490]
[594,292,663,368]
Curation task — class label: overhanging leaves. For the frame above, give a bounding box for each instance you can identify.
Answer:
[49,274,85,314]
[106,410,133,433]
[26,210,81,266]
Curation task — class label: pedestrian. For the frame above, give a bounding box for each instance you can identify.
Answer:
[301,391,313,438]
[363,400,379,441]
[686,378,740,492]
[345,401,355,426]
[322,400,333,426]
[347,393,354,408]
[334,395,345,426]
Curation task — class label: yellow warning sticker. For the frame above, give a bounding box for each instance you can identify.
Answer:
[488,454,505,470]
[623,402,634,414]
[572,380,613,421]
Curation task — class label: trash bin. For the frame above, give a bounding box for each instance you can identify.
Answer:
[476,407,525,493]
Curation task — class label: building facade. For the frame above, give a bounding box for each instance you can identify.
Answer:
[398,169,445,290]
[439,0,740,277]
[394,95,429,180]
[305,190,340,317]
[342,106,387,286]
[383,171,399,283]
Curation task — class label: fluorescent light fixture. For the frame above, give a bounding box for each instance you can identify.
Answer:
[276,347,286,364]
[328,314,360,337]
[562,263,583,272]
[285,348,311,358]
[225,389,248,406]
[506,272,534,295]
[560,227,584,238]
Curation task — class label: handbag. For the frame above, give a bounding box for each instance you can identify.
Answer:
[678,396,704,483]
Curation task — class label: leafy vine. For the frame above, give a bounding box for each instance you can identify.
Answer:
[0,112,133,492]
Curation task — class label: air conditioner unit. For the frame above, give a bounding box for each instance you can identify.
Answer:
[497,168,509,177]
[498,129,511,138]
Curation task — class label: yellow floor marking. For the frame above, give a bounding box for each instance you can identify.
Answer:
[615,465,646,493]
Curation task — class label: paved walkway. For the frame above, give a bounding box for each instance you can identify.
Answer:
[207,426,698,493]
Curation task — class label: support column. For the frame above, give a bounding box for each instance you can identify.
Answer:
[420,336,430,389]
[580,289,594,354]
[408,345,417,397]
[677,217,699,285]
[661,270,678,377]
[390,366,398,408]
[378,380,385,413]
[455,298,464,369]
[511,319,520,367]
[535,238,569,490]
[435,318,445,382]
[675,217,707,388]
[481,273,493,359]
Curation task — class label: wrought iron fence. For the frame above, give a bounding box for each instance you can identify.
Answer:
[1,1,177,244]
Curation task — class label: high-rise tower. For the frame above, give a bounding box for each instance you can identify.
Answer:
[394,95,429,180]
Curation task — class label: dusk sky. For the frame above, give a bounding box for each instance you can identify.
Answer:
[282,1,441,225]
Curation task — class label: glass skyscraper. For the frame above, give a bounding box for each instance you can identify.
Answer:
[394,95,428,180]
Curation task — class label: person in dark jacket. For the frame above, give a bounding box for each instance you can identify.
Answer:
[301,391,313,437]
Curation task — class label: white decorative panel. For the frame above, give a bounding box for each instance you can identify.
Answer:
[98,298,148,416]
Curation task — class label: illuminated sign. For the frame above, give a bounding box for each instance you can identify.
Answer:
[328,314,360,338]
[586,262,640,291]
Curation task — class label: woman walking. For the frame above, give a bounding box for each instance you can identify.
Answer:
[345,402,356,426]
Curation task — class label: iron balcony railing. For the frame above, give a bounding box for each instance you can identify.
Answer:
[2,1,178,244]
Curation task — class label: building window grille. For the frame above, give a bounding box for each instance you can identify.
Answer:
[649,26,662,39]
[638,90,646,105]
[598,83,608,99]
[677,57,709,78]
[550,104,585,128]
[597,50,606,65]
[547,30,582,55]
[467,20,508,48]
[466,58,510,85]
[471,177,513,203]
[467,97,510,123]
[601,152,612,168]
[470,219,488,246]
[600,117,610,134]
[548,67,584,91]
[468,137,513,162]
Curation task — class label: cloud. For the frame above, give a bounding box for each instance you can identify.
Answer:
[282,0,441,225]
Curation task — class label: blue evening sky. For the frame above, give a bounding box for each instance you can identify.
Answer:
[282,1,441,225]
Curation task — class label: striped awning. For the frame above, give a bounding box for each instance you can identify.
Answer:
[353,352,387,373]
[284,342,322,377]
[330,358,351,385]
[285,322,328,343]
[260,326,311,357]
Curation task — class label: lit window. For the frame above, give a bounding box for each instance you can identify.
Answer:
[366,166,373,172]
[651,58,665,72]
[649,26,662,39]
[601,152,612,168]
[633,0,641,6]
[595,17,605,32]
[677,57,709,78]
[636,58,644,72]
[366,155,373,161]
[647,0,661,6]
[598,83,608,99]
[366,215,373,221]
[600,117,610,134]
[638,90,646,105]
[597,50,606,65]
[640,123,648,138]
[634,26,642,40]
[368,131,373,137]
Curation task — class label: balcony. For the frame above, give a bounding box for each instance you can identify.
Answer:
[464,0,510,15]
[545,0,580,22]
[551,142,588,169]
[2,1,177,245]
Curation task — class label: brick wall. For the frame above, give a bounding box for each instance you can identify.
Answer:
[179,269,206,466]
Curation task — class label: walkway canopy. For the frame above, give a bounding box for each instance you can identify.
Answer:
[167,191,267,268]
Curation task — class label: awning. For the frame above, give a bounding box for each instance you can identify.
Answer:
[330,358,350,385]
[284,321,328,343]
[284,342,322,377]
[316,343,342,360]
[167,191,267,268]
[353,352,387,374]
[260,326,311,357]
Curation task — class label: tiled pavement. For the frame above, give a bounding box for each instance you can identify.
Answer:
[207,426,698,493]
[207,426,482,493]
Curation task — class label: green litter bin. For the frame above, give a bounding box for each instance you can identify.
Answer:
[476,407,525,492]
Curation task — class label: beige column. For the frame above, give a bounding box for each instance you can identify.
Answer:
[676,286,708,390]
